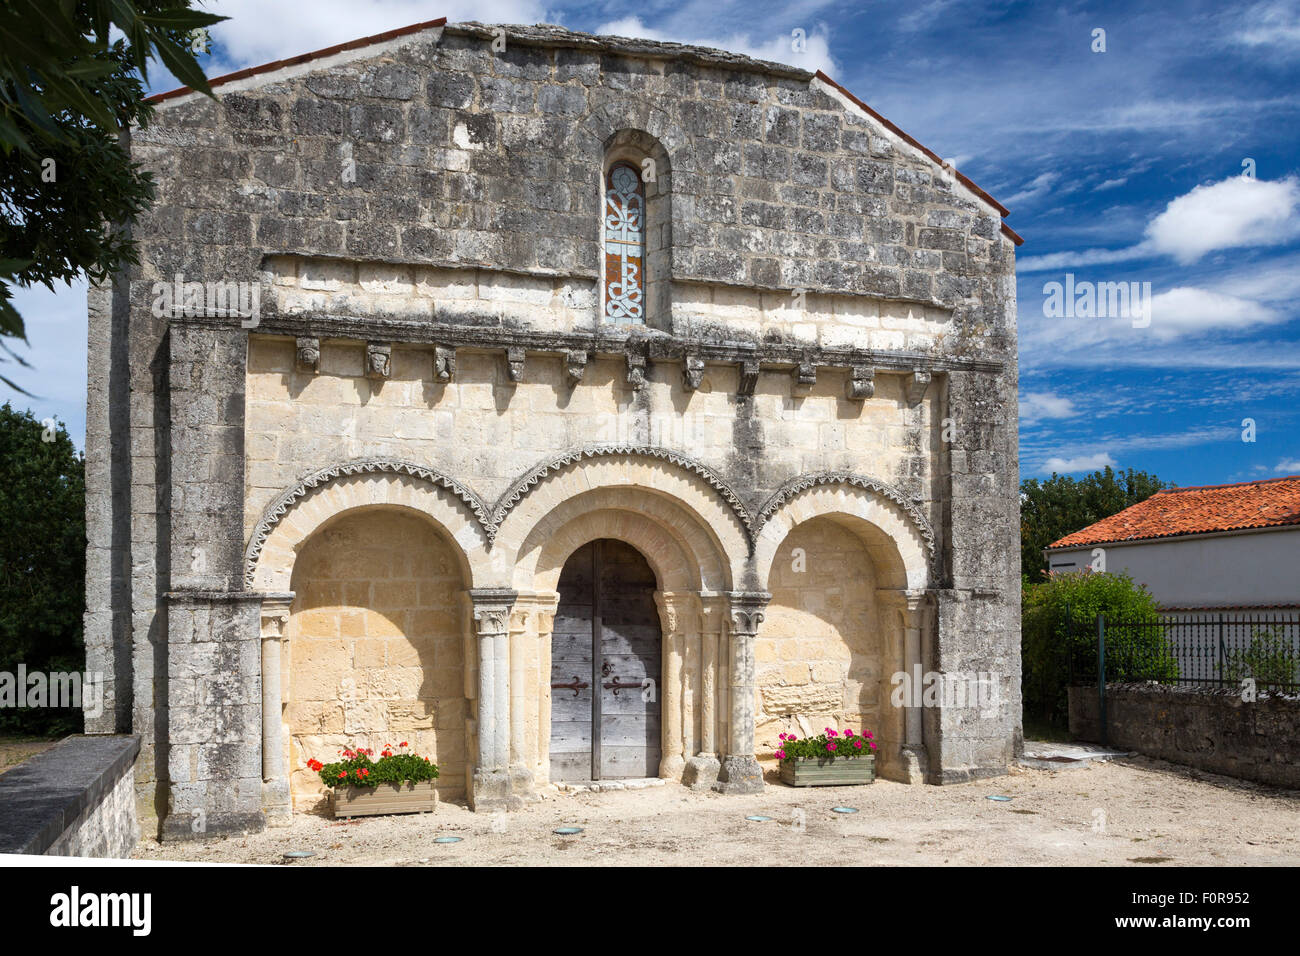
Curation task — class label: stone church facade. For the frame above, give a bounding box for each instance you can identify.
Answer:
[84,19,1023,838]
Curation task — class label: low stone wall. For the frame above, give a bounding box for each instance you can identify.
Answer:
[0,735,141,858]
[1068,684,1299,788]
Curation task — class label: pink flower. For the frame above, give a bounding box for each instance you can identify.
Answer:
[844,728,854,736]
[827,729,838,737]
[854,739,863,749]
[869,742,877,750]
[775,750,786,759]
[865,732,873,739]
[827,742,837,752]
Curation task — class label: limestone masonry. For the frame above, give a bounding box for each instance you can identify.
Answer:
[85,19,1023,838]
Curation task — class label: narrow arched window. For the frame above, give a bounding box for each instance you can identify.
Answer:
[603,161,646,323]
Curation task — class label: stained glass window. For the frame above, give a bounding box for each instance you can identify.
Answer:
[603,161,645,323]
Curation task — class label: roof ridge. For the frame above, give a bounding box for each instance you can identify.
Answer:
[1156,474,1300,494]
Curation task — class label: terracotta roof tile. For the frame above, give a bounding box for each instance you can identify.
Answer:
[1047,475,1300,549]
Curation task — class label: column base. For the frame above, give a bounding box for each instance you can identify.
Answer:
[899,745,929,784]
[470,768,525,811]
[509,764,540,803]
[263,779,292,827]
[659,753,686,780]
[681,754,720,790]
[713,754,764,794]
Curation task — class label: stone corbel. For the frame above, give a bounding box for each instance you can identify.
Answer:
[505,347,526,383]
[738,358,760,397]
[565,350,588,387]
[365,342,391,380]
[905,368,931,406]
[846,365,874,401]
[792,359,816,396]
[295,336,320,374]
[626,352,646,391]
[435,346,456,382]
[683,354,705,391]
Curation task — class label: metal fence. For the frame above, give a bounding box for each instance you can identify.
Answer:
[1068,612,1300,694]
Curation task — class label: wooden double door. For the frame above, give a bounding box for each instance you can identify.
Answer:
[550,539,662,782]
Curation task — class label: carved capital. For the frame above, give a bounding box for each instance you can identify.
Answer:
[435,346,456,382]
[846,365,874,401]
[365,342,391,380]
[654,590,703,635]
[728,591,771,636]
[683,355,705,391]
[905,368,931,406]
[738,359,760,396]
[469,587,518,638]
[626,352,646,391]
[295,337,320,374]
[565,350,588,386]
[260,594,295,638]
[505,347,526,383]
[792,359,816,396]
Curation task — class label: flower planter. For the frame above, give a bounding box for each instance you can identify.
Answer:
[779,755,875,787]
[332,780,438,818]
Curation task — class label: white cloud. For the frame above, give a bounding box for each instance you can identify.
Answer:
[1019,391,1077,424]
[595,16,837,75]
[1144,175,1300,264]
[1146,286,1284,340]
[1040,453,1117,473]
[199,0,550,77]
[1277,459,1300,473]
[1001,171,1061,208]
[1230,2,1300,53]
[1018,175,1300,272]
[1094,177,1127,191]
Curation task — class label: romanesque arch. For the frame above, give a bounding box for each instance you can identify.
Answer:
[491,445,751,590]
[245,459,491,592]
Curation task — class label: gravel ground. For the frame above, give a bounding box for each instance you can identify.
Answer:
[134,756,1300,866]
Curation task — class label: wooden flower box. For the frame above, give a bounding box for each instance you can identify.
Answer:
[779,755,875,787]
[332,780,438,818]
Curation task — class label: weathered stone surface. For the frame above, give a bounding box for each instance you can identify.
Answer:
[87,18,1021,835]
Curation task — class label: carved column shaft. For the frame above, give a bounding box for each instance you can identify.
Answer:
[469,588,517,809]
[715,591,769,794]
[259,593,294,825]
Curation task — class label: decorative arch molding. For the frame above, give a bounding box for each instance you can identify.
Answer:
[754,473,936,557]
[243,458,490,589]
[752,473,938,591]
[490,443,754,536]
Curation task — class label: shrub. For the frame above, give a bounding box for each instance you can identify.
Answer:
[313,742,439,789]
[1022,568,1174,727]
[773,727,877,760]
[1224,627,1300,694]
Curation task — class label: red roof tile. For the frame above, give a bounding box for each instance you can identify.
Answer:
[1047,475,1300,549]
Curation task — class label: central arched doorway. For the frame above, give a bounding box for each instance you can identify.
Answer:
[550,539,661,782]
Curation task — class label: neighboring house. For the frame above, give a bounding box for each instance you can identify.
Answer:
[84,19,1023,839]
[1044,475,1300,609]
[1044,476,1300,681]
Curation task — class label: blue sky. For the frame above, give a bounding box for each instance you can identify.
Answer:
[8,0,1299,487]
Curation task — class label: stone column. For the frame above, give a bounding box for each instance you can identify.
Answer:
[468,588,518,811]
[900,589,934,783]
[533,593,559,783]
[507,598,538,802]
[683,594,725,789]
[716,591,769,794]
[654,591,699,780]
[260,593,294,825]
